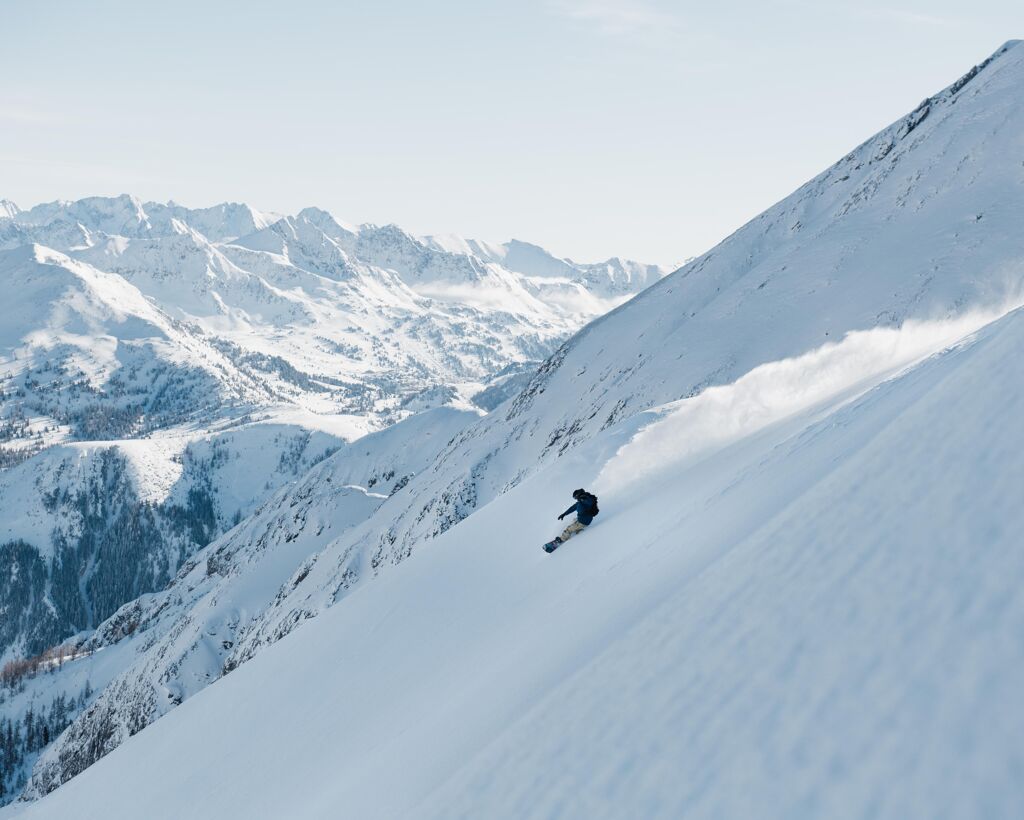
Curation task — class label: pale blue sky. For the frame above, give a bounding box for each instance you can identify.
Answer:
[2,1,1021,265]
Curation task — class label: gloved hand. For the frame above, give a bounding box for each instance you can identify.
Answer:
[557,513,565,520]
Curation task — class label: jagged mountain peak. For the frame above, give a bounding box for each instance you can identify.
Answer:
[294,205,359,237]
[147,199,280,242]
[1,194,666,301]
[0,195,285,246]
[12,193,150,237]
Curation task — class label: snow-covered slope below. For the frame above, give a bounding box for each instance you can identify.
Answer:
[8,405,479,799]
[8,299,1023,820]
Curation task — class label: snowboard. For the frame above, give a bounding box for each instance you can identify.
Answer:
[543,540,561,553]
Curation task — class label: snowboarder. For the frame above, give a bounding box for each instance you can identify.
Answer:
[543,488,599,552]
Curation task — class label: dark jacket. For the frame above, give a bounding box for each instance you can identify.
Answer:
[562,496,597,526]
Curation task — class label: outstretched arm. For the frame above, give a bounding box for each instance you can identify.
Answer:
[558,502,578,520]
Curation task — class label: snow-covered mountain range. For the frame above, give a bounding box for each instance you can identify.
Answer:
[0,198,662,668]
[3,39,1024,819]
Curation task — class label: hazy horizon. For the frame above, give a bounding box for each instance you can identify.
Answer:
[3,0,1021,266]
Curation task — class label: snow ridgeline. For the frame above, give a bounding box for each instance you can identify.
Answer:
[6,299,1024,819]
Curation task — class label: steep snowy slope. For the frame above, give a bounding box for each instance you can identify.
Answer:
[8,298,1023,820]
[6,405,479,797]
[12,40,1024,804]
[226,39,1024,655]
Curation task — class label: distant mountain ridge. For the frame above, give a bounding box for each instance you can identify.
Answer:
[0,196,664,670]
[2,194,664,293]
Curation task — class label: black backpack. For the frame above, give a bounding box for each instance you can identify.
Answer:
[584,492,599,517]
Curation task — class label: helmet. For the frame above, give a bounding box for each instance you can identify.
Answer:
[572,488,586,499]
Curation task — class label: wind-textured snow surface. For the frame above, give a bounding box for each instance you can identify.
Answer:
[5,39,1024,817]
[7,298,1024,820]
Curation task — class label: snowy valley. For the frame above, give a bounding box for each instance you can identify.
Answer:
[2,38,1024,819]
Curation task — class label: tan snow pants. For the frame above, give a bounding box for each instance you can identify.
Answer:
[559,520,588,542]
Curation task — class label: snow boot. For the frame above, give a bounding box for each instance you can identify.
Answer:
[543,537,563,553]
